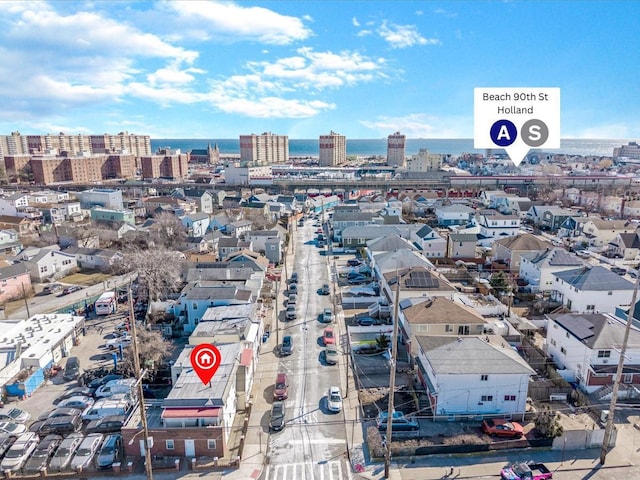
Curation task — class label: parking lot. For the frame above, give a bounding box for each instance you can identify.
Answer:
[9,313,130,422]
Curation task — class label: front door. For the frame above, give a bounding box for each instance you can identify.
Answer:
[184,439,196,457]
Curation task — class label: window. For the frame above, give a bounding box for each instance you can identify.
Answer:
[481,375,488,381]
[207,439,217,450]
[586,305,595,311]
[445,325,453,333]
[608,291,613,296]
[166,440,175,450]
[560,347,567,355]
[504,395,516,401]
[193,303,198,310]
[566,332,570,338]
[481,395,493,402]
[598,350,611,358]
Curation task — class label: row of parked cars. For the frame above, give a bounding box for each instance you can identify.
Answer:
[0,431,123,473]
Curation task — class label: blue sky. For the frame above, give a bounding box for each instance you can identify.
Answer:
[1,1,639,139]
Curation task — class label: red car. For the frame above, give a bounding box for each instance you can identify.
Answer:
[323,327,336,346]
[482,419,524,438]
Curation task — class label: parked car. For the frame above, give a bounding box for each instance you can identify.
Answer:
[482,419,524,438]
[48,433,83,472]
[357,316,376,326]
[347,259,361,267]
[96,434,122,469]
[500,461,553,480]
[85,416,126,435]
[0,422,26,436]
[287,293,297,305]
[39,407,84,422]
[88,374,124,390]
[0,407,31,423]
[43,283,63,294]
[376,411,419,431]
[55,387,95,404]
[611,267,627,276]
[288,272,298,284]
[285,305,297,321]
[23,434,63,474]
[61,286,82,296]
[0,435,17,461]
[327,386,343,413]
[317,284,330,295]
[287,283,298,294]
[70,433,103,471]
[38,414,83,436]
[322,308,333,323]
[58,396,95,411]
[348,274,370,285]
[325,344,338,365]
[63,356,82,381]
[273,373,289,401]
[105,335,132,350]
[281,336,293,356]
[269,401,286,432]
[323,327,336,346]
[0,432,39,472]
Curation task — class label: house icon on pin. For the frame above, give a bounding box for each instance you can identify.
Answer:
[199,352,213,366]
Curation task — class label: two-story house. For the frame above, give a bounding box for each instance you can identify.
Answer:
[0,263,32,303]
[528,206,574,232]
[14,246,78,282]
[493,234,552,272]
[124,342,242,460]
[579,218,635,248]
[183,189,215,214]
[63,247,123,271]
[608,231,640,260]
[519,248,585,292]
[331,211,382,242]
[399,297,488,360]
[0,229,22,255]
[413,225,447,259]
[494,196,532,219]
[435,204,474,227]
[446,233,479,259]
[217,237,244,261]
[545,312,640,394]
[475,210,520,243]
[182,212,211,237]
[479,190,508,208]
[415,335,535,417]
[551,265,634,314]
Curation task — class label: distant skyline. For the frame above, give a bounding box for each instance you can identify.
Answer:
[1,1,639,140]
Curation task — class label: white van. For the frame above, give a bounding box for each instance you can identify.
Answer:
[95,378,136,398]
[82,398,132,421]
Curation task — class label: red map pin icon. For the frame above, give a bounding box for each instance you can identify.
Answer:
[190,344,222,385]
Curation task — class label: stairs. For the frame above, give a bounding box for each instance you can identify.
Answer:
[590,384,615,403]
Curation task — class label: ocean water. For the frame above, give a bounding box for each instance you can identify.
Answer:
[151,138,632,158]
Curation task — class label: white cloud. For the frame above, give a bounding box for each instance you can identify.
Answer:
[378,21,440,49]
[166,0,312,45]
[352,17,360,27]
[147,66,206,87]
[360,113,471,138]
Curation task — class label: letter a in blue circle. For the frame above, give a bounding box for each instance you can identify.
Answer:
[490,120,517,147]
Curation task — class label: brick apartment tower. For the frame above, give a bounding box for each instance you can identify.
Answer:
[239,132,289,165]
[319,131,346,167]
[387,131,406,167]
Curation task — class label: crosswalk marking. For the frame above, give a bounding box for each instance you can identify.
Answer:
[264,460,351,480]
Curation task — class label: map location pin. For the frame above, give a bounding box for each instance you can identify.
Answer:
[190,344,222,385]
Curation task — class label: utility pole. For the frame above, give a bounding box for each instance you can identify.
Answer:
[129,283,154,480]
[274,281,280,348]
[21,283,31,318]
[384,270,401,478]
[600,272,640,464]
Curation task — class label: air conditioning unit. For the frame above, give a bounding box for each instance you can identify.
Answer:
[602,359,609,364]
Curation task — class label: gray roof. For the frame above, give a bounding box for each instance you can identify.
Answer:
[181,284,252,301]
[186,212,210,221]
[416,336,535,375]
[366,235,417,252]
[437,204,474,213]
[163,343,240,407]
[332,211,375,222]
[415,224,434,238]
[448,233,479,242]
[186,267,254,282]
[341,225,404,239]
[550,313,640,349]
[553,266,635,291]
[218,237,240,248]
[522,248,584,267]
[247,230,280,237]
[0,263,30,280]
[198,304,258,321]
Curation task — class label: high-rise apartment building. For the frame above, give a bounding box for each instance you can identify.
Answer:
[387,131,406,167]
[29,154,137,184]
[0,131,151,157]
[140,149,188,180]
[406,149,443,172]
[319,131,346,167]
[239,132,289,165]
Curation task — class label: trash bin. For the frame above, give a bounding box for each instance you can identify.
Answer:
[262,334,268,343]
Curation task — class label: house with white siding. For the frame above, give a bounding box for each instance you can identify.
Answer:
[519,248,585,293]
[415,335,535,417]
[550,265,635,314]
[435,204,473,226]
[545,312,640,394]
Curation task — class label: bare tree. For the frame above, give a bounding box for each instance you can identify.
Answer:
[121,327,174,377]
[153,212,187,249]
[115,247,185,303]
